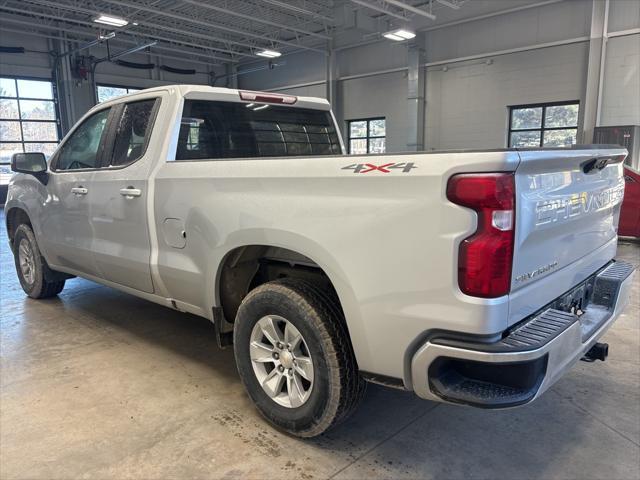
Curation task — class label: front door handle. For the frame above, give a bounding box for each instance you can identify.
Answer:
[71,187,88,195]
[120,187,142,198]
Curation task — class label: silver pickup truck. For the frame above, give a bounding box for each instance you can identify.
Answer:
[5,85,635,437]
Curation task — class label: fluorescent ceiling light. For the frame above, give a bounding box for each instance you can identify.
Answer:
[94,14,129,27]
[383,29,416,41]
[256,49,281,58]
[99,32,116,40]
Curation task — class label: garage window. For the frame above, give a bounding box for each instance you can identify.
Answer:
[0,77,60,168]
[508,101,579,147]
[97,84,140,103]
[348,118,385,154]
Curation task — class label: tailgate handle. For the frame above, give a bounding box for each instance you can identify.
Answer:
[581,156,620,174]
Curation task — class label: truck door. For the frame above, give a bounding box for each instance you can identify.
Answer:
[40,106,113,276]
[86,98,159,293]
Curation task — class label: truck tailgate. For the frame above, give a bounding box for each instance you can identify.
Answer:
[512,147,627,294]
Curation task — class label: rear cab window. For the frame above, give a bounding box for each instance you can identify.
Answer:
[175,100,341,160]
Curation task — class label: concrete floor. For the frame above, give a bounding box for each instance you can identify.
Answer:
[1,212,639,480]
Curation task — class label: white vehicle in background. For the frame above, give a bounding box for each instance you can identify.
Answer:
[4,85,635,437]
[0,161,11,203]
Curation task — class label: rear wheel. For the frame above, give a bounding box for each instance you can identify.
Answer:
[13,224,65,299]
[233,278,365,437]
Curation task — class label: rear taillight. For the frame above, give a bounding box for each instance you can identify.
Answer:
[447,173,515,298]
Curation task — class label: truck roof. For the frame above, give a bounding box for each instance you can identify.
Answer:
[96,84,331,111]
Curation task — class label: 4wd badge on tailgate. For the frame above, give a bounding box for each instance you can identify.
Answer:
[342,162,417,174]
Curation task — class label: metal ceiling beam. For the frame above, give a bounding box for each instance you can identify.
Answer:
[20,0,254,54]
[0,24,223,67]
[98,0,327,53]
[0,9,241,61]
[380,0,436,20]
[435,0,460,9]
[178,0,330,40]
[349,0,410,21]
[261,0,333,23]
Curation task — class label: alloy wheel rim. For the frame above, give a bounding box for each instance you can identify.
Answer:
[249,315,314,408]
[18,239,36,285]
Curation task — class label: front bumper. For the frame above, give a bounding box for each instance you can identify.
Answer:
[410,260,635,408]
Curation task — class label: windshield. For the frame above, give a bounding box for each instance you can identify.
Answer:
[176,100,341,160]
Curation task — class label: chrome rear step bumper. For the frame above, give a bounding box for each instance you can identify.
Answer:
[411,260,635,408]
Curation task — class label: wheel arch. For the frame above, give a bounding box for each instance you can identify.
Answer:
[5,206,32,249]
[212,232,364,361]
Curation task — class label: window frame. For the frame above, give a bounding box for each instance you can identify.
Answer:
[96,83,142,103]
[507,100,580,148]
[0,75,62,164]
[174,99,342,161]
[50,97,161,172]
[50,106,115,173]
[347,117,386,155]
[101,97,161,169]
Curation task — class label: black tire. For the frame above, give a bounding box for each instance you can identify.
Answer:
[233,278,366,437]
[13,224,65,299]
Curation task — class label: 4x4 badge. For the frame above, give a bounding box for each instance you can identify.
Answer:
[342,162,417,174]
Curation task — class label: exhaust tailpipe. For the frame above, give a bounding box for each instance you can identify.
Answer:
[581,342,609,362]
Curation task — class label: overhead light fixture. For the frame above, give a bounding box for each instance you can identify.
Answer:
[93,14,129,27]
[383,29,416,41]
[99,32,116,40]
[256,49,281,58]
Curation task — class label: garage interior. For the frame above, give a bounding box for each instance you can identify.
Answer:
[1,0,639,478]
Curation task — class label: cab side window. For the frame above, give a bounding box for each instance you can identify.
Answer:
[110,99,156,166]
[56,108,110,171]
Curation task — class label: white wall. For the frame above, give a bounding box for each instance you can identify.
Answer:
[0,34,52,78]
[341,72,408,152]
[239,51,326,91]
[422,0,591,62]
[600,0,640,126]
[425,42,589,149]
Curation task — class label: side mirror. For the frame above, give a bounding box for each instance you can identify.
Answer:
[11,152,49,184]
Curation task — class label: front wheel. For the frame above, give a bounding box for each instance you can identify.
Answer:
[233,279,365,437]
[13,224,65,299]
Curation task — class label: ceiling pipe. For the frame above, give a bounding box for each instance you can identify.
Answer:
[97,0,327,53]
[435,0,460,9]
[6,0,253,57]
[91,40,157,103]
[0,24,228,66]
[59,31,115,58]
[0,5,245,59]
[349,0,410,21]
[178,0,330,40]
[261,0,334,23]
[95,40,158,62]
[380,0,436,20]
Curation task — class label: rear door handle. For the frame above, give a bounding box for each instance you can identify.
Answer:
[71,187,88,195]
[119,187,142,198]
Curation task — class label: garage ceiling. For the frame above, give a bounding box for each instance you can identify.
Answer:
[0,0,548,66]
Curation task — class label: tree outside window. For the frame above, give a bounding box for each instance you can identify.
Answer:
[1,77,60,185]
[97,84,141,103]
[508,101,579,148]
[348,118,386,154]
